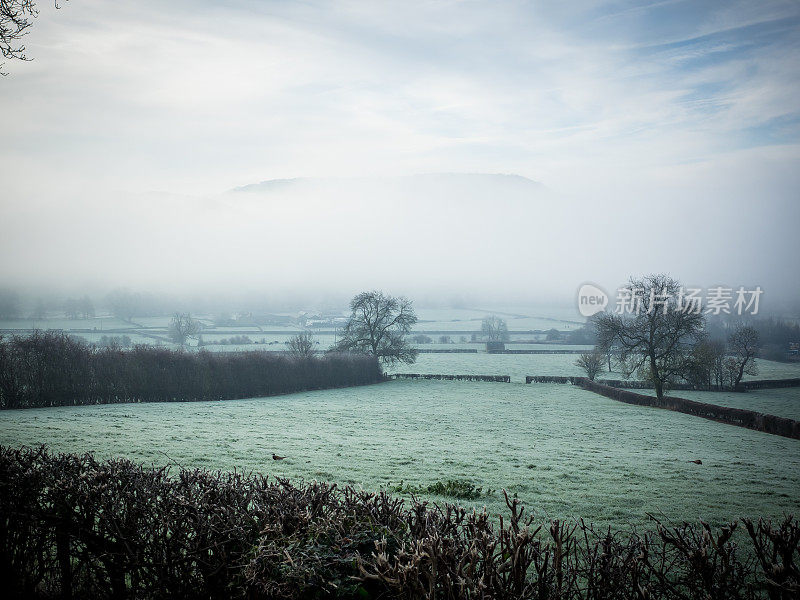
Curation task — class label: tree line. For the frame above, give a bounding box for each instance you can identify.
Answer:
[574,274,766,396]
[0,330,382,409]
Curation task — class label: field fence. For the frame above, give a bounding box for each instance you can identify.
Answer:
[575,378,800,440]
[391,373,511,382]
[526,376,800,391]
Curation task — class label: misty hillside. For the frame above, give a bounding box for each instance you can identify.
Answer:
[229,174,549,213]
[232,173,546,199]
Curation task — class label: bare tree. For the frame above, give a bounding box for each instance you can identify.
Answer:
[575,351,604,381]
[78,295,95,319]
[686,338,727,389]
[728,324,759,389]
[30,298,46,320]
[481,316,509,342]
[168,312,200,347]
[63,297,79,319]
[0,289,20,319]
[287,331,315,359]
[1,0,37,74]
[545,328,561,341]
[595,274,705,400]
[106,289,139,322]
[332,291,418,366]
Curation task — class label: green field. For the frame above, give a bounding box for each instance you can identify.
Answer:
[2,379,798,530]
[2,313,798,530]
[393,353,800,383]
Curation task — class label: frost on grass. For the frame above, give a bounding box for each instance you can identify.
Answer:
[2,379,800,529]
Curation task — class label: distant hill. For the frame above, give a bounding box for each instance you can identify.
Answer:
[231,173,546,196]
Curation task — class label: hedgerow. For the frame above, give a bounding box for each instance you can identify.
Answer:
[0,331,383,408]
[1,445,798,599]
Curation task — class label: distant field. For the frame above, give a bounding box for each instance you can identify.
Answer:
[743,359,800,380]
[412,318,582,332]
[391,352,592,382]
[1,380,798,530]
[0,317,134,331]
[394,354,800,383]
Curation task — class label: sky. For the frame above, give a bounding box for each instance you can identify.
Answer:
[1,0,799,307]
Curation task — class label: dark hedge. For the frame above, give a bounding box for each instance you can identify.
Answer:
[577,378,800,440]
[1,445,798,599]
[0,330,383,409]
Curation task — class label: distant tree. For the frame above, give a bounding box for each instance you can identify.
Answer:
[727,324,760,389]
[438,335,451,344]
[287,331,315,359]
[481,316,509,342]
[411,334,432,344]
[333,291,418,366]
[545,328,561,341]
[575,351,604,381]
[686,339,727,390]
[595,274,705,400]
[760,343,788,362]
[63,297,79,319]
[106,289,138,321]
[97,334,132,349]
[168,312,200,347]
[214,312,233,326]
[105,289,165,321]
[566,324,596,345]
[30,298,46,320]
[751,317,800,349]
[0,289,20,319]
[78,295,95,319]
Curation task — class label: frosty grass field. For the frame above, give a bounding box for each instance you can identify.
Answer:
[2,305,799,530]
[392,352,800,383]
[2,373,799,531]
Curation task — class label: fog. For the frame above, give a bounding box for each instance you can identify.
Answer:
[1,0,799,312]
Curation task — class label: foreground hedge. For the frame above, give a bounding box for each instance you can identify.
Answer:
[0,331,383,408]
[1,446,798,599]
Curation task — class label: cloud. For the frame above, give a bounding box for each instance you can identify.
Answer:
[0,0,798,299]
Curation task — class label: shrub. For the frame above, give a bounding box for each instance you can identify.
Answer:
[0,331,382,409]
[575,351,604,380]
[389,479,493,500]
[1,445,798,599]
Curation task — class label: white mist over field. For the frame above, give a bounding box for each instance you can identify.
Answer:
[1,0,799,307]
[2,166,798,306]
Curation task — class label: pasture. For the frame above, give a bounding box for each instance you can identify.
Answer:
[393,352,800,383]
[2,379,798,530]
